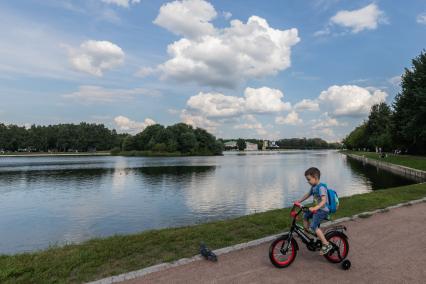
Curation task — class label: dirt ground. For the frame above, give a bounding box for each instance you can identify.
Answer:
[123,202,426,284]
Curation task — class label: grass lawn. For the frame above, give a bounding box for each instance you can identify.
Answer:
[1,183,425,284]
[343,150,426,171]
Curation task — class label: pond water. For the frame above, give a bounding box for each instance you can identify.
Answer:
[0,150,416,254]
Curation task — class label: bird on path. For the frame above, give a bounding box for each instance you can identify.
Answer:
[200,243,218,262]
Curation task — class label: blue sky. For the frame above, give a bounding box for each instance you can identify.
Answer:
[0,0,425,141]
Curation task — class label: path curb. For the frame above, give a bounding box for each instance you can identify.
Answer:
[345,153,426,181]
[87,196,426,284]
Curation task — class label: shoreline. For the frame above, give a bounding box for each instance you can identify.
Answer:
[344,152,426,181]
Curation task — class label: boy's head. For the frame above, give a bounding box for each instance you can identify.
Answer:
[305,167,320,186]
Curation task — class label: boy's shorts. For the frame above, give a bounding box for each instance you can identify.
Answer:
[303,209,329,231]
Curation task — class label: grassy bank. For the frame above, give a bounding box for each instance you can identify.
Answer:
[112,150,221,157]
[343,150,426,171]
[1,183,425,284]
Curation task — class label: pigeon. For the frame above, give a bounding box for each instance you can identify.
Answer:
[200,243,218,262]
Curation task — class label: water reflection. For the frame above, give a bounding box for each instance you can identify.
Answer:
[0,151,417,254]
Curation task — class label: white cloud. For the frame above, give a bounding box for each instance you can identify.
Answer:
[135,66,158,77]
[311,113,345,129]
[102,0,140,8]
[67,40,125,76]
[318,85,387,117]
[388,75,402,86]
[187,92,245,117]
[317,128,336,139]
[244,87,292,113]
[234,115,267,136]
[154,1,300,88]
[180,109,219,133]
[114,115,156,134]
[275,111,302,125]
[153,0,217,39]
[234,122,263,130]
[294,99,319,111]
[223,11,232,20]
[186,87,291,118]
[314,27,331,37]
[330,3,386,33]
[62,85,160,103]
[417,13,426,24]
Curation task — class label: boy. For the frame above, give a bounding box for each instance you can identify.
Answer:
[295,167,333,255]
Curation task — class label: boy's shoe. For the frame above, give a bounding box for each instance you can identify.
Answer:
[319,244,333,255]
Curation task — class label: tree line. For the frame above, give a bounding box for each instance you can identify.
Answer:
[0,122,223,156]
[0,122,123,152]
[343,51,426,154]
[223,138,341,151]
[275,138,341,149]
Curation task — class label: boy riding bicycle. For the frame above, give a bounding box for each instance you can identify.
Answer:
[295,167,333,255]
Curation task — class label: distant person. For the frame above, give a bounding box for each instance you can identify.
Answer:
[295,167,333,255]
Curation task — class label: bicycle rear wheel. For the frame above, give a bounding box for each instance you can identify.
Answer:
[324,231,349,263]
[269,235,298,268]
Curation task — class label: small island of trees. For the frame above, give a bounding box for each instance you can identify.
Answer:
[116,123,224,156]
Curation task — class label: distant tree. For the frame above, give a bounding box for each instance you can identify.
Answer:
[236,138,246,151]
[0,121,221,155]
[275,138,331,149]
[366,103,392,151]
[342,123,368,150]
[122,135,136,151]
[134,124,165,151]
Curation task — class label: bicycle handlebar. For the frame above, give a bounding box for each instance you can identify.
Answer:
[293,202,316,213]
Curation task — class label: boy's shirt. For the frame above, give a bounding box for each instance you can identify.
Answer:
[309,183,329,212]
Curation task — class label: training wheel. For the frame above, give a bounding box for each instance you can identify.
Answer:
[341,259,351,270]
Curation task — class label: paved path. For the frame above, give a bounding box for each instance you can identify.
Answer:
[123,202,426,284]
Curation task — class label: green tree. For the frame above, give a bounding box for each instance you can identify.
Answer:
[236,138,246,151]
[392,50,426,154]
[366,103,392,151]
[342,123,368,150]
[134,124,165,150]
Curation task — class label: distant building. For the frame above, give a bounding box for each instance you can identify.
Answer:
[262,140,268,150]
[224,141,237,150]
[269,141,279,148]
[245,142,258,151]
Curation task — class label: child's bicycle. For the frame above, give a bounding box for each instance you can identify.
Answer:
[269,202,351,270]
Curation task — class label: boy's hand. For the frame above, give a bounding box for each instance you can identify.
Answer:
[309,207,317,213]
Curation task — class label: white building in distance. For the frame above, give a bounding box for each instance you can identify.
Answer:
[245,142,258,151]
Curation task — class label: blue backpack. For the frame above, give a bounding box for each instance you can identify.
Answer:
[319,183,339,214]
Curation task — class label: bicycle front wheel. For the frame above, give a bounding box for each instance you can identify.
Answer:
[269,235,298,268]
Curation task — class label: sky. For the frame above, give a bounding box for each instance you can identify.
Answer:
[0,0,425,142]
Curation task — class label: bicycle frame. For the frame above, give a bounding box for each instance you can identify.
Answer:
[282,205,317,252]
[282,204,347,257]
